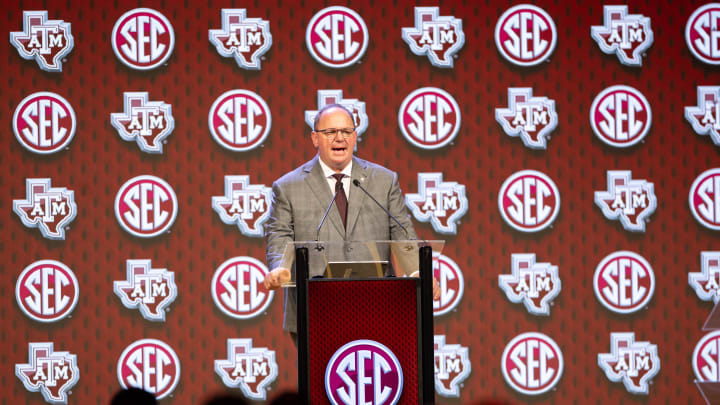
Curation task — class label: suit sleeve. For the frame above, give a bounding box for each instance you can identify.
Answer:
[265,181,294,270]
[387,171,418,240]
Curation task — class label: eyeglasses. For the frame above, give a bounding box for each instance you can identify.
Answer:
[314,127,356,139]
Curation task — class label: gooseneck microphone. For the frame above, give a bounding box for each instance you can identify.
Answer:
[352,179,412,240]
[316,184,343,244]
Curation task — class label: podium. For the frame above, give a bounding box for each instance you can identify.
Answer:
[280,240,444,405]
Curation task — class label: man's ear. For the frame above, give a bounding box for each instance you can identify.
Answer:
[311,131,319,148]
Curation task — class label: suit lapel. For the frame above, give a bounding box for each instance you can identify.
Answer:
[346,158,369,236]
[303,157,345,237]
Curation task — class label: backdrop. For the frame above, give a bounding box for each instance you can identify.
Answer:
[3,0,719,404]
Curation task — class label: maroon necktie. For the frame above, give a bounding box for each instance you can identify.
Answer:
[332,173,348,229]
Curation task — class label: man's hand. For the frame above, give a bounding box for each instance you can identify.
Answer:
[410,271,441,301]
[264,267,291,290]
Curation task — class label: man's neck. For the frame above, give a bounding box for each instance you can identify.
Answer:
[318,156,352,174]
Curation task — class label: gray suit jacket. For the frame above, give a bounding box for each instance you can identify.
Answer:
[264,155,417,333]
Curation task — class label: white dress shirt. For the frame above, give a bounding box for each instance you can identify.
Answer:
[317,157,352,199]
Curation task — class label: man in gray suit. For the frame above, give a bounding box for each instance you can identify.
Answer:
[263,104,437,337]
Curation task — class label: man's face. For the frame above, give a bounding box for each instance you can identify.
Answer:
[311,107,357,172]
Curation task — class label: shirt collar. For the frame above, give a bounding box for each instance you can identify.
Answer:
[318,157,352,179]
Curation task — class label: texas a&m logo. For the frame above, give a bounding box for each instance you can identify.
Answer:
[16,342,79,404]
[215,338,278,400]
[325,340,403,405]
[433,254,465,316]
[114,259,177,322]
[594,251,655,314]
[16,260,79,323]
[434,335,470,398]
[10,11,74,72]
[13,92,76,154]
[598,332,660,395]
[590,5,653,67]
[306,6,368,68]
[305,90,368,139]
[117,339,180,399]
[401,7,465,68]
[112,8,174,70]
[499,253,561,316]
[498,170,560,233]
[501,332,563,395]
[212,257,273,319]
[495,5,557,66]
[209,9,272,70]
[686,86,720,146]
[590,85,652,148]
[689,168,720,231]
[212,175,271,237]
[406,173,468,234]
[209,89,272,152]
[114,175,178,238]
[690,252,720,303]
[398,87,461,150]
[594,171,657,232]
[686,4,720,65]
[495,87,557,149]
[110,92,174,154]
[13,178,77,240]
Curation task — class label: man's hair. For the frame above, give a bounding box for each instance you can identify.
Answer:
[313,103,355,131]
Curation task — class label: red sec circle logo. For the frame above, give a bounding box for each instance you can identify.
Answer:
[495,4,557,66]
[689,168,720,231]
[211,256,274,319]
[111,8,175,70]
[115,175,178,238]
[208,89,271,152]
[398,87,461,150]
[590,85,651,148]
[15,260,79,322]
[306,6,369,68]
[117,339,180,399]
[686,4,720,65]
[593,251,655,314]
[498,170,560,233]
[13,92,76,154]
[694,330,720,382]
[433,254,464,316]
[501,332,563,395]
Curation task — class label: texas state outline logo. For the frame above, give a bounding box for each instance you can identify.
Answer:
[212,175,272,237]
[113,259,177,322]
[598,332,660,395]
[401,7,465,68]
[209,9,272,70]
[594,170,657,232]
[434,335,471,398]
[214,338,278,400]
[689,251,720,304]
[405,172,468,234]
[110,92,174,153]
[305,90,368,140]
[590,5,653,67]
[16,342,80,404]
[498,253,561,316]
[685,86,720,147]
[13,178,77,240]
[10,10,74,72]
[495,87,558,149]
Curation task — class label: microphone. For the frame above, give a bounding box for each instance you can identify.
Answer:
[316,184,343,244]
[352,179,412,240]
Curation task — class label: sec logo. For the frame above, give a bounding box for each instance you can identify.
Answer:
[13,92,76,154]
[495,4,557,66]
[498,170,560,233]
[433,254,464,316]
[325,340,403,405]
[501,332,563,395]
[209,89,271,152]
[593,251,655,314]
[694,331,720,382]
[211,256,273,319]
[16,260,79,323]
[111,8,174,70]
[590,85,651,148]
[115,175,178,238]
[689,168,720,231]
[117,338,180,399]
[686,4,720,65]
[305,6,368,68]
[398,87,461,150]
